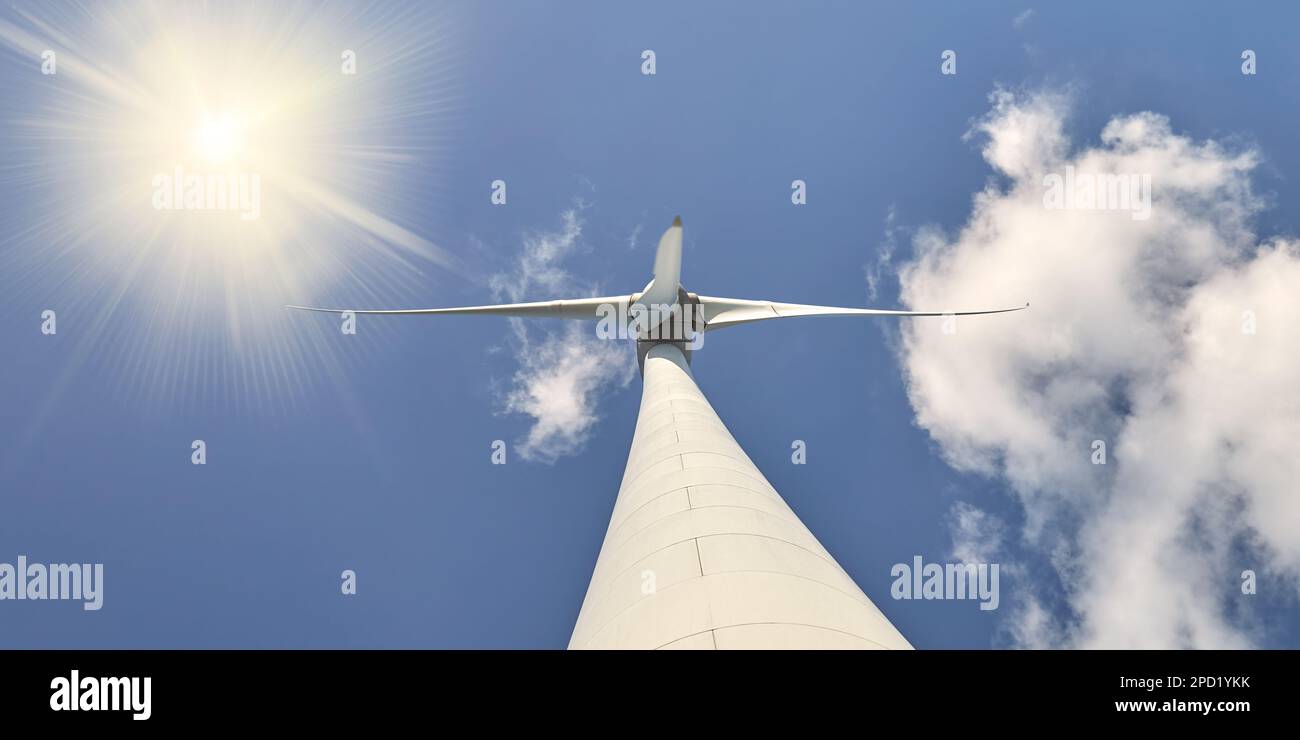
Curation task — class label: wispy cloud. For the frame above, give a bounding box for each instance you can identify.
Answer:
[896,88,1300,648]
[1012,9,1036,29]
[491,206,636,463]
[489,207,586,303]
[866,206,899,302]
[626,221,644,251]
[948,501,1006,565]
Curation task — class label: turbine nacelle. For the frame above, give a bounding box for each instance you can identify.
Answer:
[618,286,703,370]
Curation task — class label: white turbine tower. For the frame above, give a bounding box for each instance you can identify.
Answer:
[290,217,1026,650]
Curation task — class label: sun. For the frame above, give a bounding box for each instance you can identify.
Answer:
[191,114,246,165]
[0,1,462,408]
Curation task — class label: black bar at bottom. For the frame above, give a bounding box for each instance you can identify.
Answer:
[0,649,1285,726]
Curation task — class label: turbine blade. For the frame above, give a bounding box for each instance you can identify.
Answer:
[697,296,1029,331]
[286,295,628,320]
[636,216,683,309]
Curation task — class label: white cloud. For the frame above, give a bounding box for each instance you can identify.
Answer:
[492,207,636,463]
[897,88,1300,648]
[1012,9,1036,30]
[501,322,634,463]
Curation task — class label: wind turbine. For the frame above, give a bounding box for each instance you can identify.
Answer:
[290,217,1026,649]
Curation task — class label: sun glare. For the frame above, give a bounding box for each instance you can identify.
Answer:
[192,114,245,165]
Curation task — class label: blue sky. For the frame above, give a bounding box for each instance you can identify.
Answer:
[2,1,1299,648]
